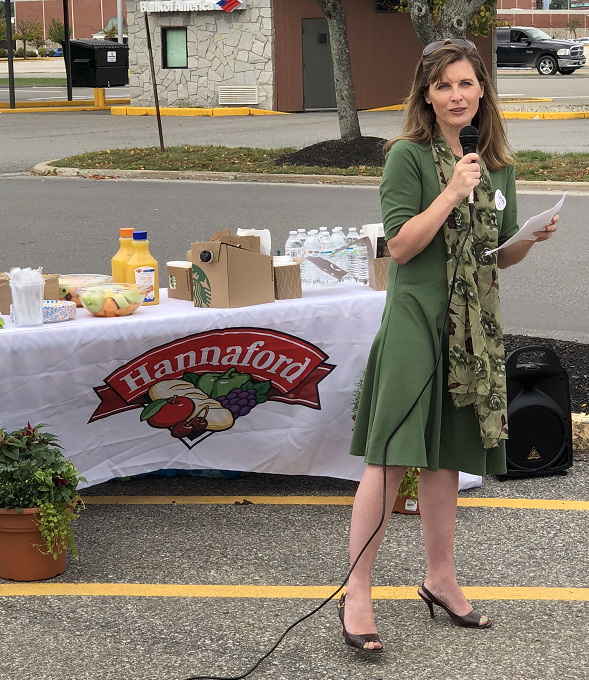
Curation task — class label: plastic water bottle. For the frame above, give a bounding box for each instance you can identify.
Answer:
[346,227,360,281]
[356,228,369,285]
[318,227,336,288]
[302,230,320,287]
[297,229,307,256]
[331,227,349,283]
[284,231,298,259]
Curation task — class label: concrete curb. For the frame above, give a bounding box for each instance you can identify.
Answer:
[31,161,383,185]
[31,161,589,192]
[111,106,289,117]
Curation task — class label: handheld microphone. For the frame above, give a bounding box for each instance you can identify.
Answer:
[459,125,479,204]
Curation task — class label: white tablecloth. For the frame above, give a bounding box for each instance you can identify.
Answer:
[0,285,481,491]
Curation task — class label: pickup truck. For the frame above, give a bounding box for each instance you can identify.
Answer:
[496,26,586,75]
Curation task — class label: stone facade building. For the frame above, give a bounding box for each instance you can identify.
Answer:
[126,0,493,112]
[127,0,274,109]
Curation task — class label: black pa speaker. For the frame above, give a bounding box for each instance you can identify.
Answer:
[498,346,573,480]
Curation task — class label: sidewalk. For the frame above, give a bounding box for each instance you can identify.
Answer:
[0,58,65,76]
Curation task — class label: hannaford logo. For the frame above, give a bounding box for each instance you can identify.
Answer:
[192,265,211,308]
[90,328,335,449]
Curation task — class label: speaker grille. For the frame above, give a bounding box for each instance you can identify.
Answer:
[506,406,565,469]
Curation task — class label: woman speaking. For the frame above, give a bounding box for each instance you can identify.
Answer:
[339,39,558,653]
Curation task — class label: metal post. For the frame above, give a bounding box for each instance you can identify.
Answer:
[144,12,165,152]
[117,0,123,43]
[4,0,15,109]
[62,0,72,101]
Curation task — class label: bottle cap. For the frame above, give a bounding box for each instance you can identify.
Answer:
[133,231,148,240]
[120,228,134,238]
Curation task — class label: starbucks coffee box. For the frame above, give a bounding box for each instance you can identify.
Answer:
[190,232,274,309]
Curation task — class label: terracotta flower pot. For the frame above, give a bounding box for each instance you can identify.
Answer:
[392,494,420,515]
[0,508,66,581]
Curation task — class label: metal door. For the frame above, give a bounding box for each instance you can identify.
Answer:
[302,18,336,110]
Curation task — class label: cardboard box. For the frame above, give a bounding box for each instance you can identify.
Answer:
[274,263,302,300]
[167,261,193,301]
[368,255,391,292]
[190,236,274,309]
[0,273,60,315]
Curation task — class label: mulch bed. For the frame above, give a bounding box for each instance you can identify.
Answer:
[276,136,388,169]
[504,335,589,413]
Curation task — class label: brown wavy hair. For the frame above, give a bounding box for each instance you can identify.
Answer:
[385,44,511,171]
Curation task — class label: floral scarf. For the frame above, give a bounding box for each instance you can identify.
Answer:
[431,135,508,449]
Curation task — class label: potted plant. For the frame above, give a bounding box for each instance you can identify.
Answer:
[0,423,86,581]
[352,377,420,515]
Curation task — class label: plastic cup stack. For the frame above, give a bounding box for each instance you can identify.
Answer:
[9,267,45,327]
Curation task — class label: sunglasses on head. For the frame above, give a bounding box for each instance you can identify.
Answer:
[422,38,477,57]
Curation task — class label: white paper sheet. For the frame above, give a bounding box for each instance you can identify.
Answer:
[486,192,566,254]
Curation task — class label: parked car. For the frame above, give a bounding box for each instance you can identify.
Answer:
[575,37,589,45]
[496,26,586,75]
[52,47,63,57]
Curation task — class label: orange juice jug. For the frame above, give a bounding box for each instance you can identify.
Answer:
[111,228,135,283]
[125,231,159,305]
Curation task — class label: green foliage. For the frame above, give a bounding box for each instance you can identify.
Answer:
[0,49,7,58]
[0,423,86,559]
[103,24,119,40]
[14,20,42,44]
[0,2,14,19]
[47,17,71,44]
[549,0,567,8]
[398,467,420,501]
[468,0,508,38]
[384,0,507,38]
[38,46,46,56]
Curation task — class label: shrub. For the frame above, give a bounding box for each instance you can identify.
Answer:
[38,46,47,56]
[48,49,55,57]
[26,50,37,57]
[16,47,24,57]
[0,49,7,58]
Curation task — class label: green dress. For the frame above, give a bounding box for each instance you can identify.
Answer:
[349,140,519,476]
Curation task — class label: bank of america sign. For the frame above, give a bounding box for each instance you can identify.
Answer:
[139,0,245,11]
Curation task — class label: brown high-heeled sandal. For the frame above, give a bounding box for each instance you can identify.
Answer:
[417,583,491,629]
[337,594,384,653]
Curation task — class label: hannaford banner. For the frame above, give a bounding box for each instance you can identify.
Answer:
[90,328,335,449]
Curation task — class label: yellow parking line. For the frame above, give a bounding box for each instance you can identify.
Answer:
[1,583,588,601]
[81,496,589,511]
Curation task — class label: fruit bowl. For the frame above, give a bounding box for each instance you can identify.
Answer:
[59,274,114,307]
[74,283,151,318]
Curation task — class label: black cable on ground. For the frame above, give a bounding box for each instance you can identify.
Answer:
[184,203,476,680]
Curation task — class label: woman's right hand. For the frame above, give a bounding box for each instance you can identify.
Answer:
[447,153,481,202]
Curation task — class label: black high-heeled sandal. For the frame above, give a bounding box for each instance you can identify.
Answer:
[337,594,384,653]
[417,583,491,629]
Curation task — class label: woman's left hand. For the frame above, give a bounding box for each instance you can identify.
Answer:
[534,214,558,242]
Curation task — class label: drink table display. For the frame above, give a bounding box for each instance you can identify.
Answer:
[1,285,386,488]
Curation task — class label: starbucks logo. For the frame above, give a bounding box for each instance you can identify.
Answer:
[192,265,211,308]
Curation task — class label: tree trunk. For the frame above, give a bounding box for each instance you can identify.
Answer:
[314,0,361,141]
[408,0,486,46]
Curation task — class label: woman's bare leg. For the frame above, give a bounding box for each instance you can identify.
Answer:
[343,463,408,646]
[418,467,477,616]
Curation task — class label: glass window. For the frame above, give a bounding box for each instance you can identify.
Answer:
[163,28,188,69]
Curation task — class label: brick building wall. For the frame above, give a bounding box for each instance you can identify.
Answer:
[14,0,126,40]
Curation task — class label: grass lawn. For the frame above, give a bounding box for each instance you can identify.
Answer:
[0,78,67,87]
[50,146,589,182]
